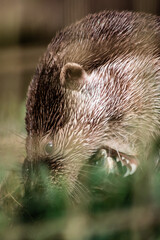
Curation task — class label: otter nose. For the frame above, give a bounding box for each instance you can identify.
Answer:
[22,157,51,188]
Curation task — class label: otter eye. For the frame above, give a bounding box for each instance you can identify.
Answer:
[45,142,53,155]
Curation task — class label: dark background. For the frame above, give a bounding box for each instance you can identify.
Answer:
[0,0,159,133]
[1,0,160,47]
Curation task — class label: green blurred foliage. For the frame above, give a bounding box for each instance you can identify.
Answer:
[0,137,160,240]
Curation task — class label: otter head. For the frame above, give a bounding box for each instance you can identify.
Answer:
[24,61,98,194]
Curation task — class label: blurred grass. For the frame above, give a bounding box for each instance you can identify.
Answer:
[0,124,160,240]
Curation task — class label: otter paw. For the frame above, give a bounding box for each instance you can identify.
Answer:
[90,148,118,174]
[89,147,138,177]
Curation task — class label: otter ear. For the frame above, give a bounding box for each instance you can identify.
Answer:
[60,63,88,91]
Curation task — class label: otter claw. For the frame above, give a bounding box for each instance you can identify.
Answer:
[122,160,137,177]
[123,167,131,177]
[116,157,120,162]
[129,162,137,175]
[99,149,108,158]
[106,157,117,174]
[90,147,138,177]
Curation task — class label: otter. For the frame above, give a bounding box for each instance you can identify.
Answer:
[24,10,160,191]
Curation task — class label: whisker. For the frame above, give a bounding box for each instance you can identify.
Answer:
[74,178,89,193]
[0,184,21,201]
[10,131,26,140]
[6,192,23,208]
[70,177,90,202]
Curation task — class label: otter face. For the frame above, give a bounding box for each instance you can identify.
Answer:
[24,62,94,193]
[24,129,93,195]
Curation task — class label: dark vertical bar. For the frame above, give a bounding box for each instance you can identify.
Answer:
[63,0,90,27]
[132,0,159,14]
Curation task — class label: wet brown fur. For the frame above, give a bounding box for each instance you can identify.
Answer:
[25,10,160,188]
[26,10,160,134]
